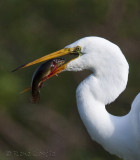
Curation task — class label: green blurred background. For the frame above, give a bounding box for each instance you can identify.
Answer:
[0,0,140,160]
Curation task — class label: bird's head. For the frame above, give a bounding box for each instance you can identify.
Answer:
[13,37,129,86]
[12,38,84,75]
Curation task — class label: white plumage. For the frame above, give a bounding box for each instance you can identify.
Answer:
[65,37,140,160]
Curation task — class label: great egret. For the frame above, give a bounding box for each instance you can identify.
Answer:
[14,37,140,160]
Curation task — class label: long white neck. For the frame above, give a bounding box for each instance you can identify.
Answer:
[75,51,129,139]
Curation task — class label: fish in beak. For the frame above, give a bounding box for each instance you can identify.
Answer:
[13,46,81,102]
[30,58,65,103]
[12,46,81,78]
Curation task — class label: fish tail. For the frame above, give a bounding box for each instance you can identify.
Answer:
[20,87,31,94]
[31,91,40,103]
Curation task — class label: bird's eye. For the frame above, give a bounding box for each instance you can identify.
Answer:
[75,46,81,52]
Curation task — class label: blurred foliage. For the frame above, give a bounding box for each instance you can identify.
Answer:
[0,0,140,160]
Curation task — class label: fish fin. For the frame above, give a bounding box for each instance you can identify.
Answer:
[20,87,31,94]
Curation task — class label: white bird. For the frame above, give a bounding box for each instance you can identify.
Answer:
[15,37,140,160]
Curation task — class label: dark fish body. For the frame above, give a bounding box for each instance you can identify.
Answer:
[31,58,65,103]
[31,60,52,102]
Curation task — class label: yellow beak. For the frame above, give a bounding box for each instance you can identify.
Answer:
[12,47,77,72]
